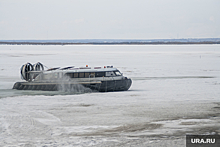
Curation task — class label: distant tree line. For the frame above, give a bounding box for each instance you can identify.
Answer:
[0,41,220,45]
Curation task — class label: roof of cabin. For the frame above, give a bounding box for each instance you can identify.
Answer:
[43,67,120,74]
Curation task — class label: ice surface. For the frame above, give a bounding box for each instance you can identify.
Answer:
[0,45,220,146]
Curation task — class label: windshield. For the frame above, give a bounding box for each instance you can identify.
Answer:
[114,71,122,76]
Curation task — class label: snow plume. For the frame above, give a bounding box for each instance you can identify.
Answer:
[57,76,93,93]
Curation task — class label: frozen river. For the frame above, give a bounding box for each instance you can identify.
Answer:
[0,45,220,146]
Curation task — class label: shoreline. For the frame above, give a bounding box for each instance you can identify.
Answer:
[1,41,220,45]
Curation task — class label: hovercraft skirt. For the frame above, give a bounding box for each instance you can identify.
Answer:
[13,79,132,92]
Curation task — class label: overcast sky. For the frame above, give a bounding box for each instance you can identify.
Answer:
[0,0,220,40]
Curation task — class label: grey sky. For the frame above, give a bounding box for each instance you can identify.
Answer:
[0,0,219,40]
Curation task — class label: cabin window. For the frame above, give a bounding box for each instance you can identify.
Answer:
[95,72,105,77]
[65,72,108,78]
[114,71,122,76]
[65,73,73,78]
[106,71,115,77]
[74,73,78,78]
[79,72,84,78]
[90,72,95,78]
[85,72,90,78]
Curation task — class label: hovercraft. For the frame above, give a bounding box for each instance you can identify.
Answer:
[13,62,132,92]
